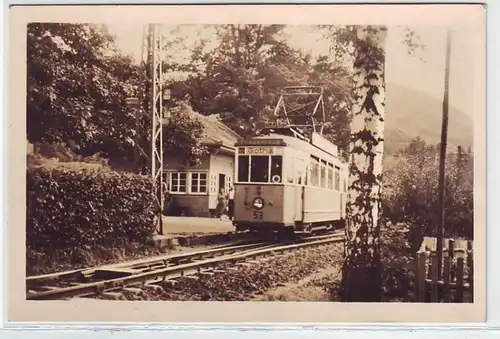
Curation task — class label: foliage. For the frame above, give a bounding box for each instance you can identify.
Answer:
[382,137,474,239]
[27,23,140,160]
[338,25,388,303]
[163,101,208,165]
[166,25,352,153]
[379,224,415,302]
[27,23,206,165]
[26,165,156,258]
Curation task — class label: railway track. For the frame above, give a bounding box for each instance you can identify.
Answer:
[26,231,345,301]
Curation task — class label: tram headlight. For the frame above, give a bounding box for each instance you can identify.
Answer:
[252,197,264,210]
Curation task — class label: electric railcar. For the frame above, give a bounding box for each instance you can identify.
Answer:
[232,127,348,234]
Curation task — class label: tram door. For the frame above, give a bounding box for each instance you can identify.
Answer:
[293,158,305,222]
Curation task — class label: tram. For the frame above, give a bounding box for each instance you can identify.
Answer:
[232,127,348,234]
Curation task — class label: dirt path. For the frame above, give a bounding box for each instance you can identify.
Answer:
[251,265,342,301]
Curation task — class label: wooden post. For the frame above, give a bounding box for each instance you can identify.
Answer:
[436,28,452,279]
[431,253,439,302]
[467,245,474,302]
[417,251,427,302]
[449,239,456,282]
[455,249,465,302]
[448,239,455,258]
[443,251,451,302]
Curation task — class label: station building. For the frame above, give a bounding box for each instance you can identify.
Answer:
[163,114,241,217]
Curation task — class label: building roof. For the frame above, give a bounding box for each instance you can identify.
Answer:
[196,113,242,149]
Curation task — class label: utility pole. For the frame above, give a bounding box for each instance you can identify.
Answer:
[136,24,165,235]
[436,28,452,279]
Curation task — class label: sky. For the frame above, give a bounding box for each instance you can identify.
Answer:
[105,23,479,117]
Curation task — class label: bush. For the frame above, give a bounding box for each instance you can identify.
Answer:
[26,165,156,256]
[382,138,473,239]
[379,224,416,302]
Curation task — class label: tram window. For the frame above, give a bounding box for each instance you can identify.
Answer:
[320,160,327,188]
[250,155,270,183]
[327,163,334,189]
[271,156,283,183]
[310,157,320,186]
[334,166,340,191]
[238,156,250,182]
[295,158,305,185]
[286,157,294,184]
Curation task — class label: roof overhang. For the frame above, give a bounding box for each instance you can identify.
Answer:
[202,141,235,156]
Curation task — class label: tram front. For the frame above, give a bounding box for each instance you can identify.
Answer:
[232,137,287,232]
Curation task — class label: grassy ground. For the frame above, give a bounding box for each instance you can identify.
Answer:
[252,265,341,302]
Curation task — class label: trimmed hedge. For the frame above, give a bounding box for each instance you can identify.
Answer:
[26,165,156,255]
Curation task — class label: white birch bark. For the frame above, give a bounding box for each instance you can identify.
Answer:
[340,25,387,302]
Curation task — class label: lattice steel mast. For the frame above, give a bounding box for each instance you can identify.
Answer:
[136,24,164,235]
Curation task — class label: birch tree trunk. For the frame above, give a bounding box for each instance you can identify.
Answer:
[339,25,388,302]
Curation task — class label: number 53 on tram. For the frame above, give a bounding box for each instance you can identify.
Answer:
[232,128,349,234]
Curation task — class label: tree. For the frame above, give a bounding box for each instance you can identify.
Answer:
[383,139,473,240]
[338,25,388,302]
[165,24,353,151]
[27,23,139,159]
[162,100,208,166]
[321,24,425,301]
[27,23,207,167]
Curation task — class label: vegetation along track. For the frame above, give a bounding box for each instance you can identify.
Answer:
[26,231,345,300]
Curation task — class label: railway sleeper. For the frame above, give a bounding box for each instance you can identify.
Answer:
[26,285,54,293]
[123,287,146,296]
[180,275,199,281]
[162,279,178,288]
[246,259,264,265]
[199,271,215,277]
[101,292,125,300]
[144,284,164,293]
[237,262,254,268]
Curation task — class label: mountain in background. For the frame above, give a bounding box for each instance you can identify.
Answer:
[383,83,473,155]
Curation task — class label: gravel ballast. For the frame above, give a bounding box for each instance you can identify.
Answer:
[108,242,344,301]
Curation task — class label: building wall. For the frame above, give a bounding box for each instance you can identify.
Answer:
[208,152,235,210]
[164,154,211,171]
[163,151,235,217]
[171,195,210,217]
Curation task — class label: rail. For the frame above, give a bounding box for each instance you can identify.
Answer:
[26,232,345,300]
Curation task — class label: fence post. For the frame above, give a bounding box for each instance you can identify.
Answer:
[431,252,439,302]
[448,239,455,258]
[467,242,474,303]
[449,240,456,282]
[417,251,426,302]
[456,249,465,303]
[443,250,451,302]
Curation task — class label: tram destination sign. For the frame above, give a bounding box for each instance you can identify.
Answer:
[235,138,287,147]
[246,147,274,155]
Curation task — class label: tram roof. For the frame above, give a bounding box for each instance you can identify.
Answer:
[237,127,343,163]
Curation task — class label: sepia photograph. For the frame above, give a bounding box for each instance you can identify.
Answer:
[8,4,485,323]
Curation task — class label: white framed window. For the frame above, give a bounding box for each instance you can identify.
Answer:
[170,172,187,193]
[210,174,217,193]
[334,166,340,191]
[309,156,320,186]
[294,158,306,185]
[190,172,208,194]
[320,160,327,188]
[327,163,334,190]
